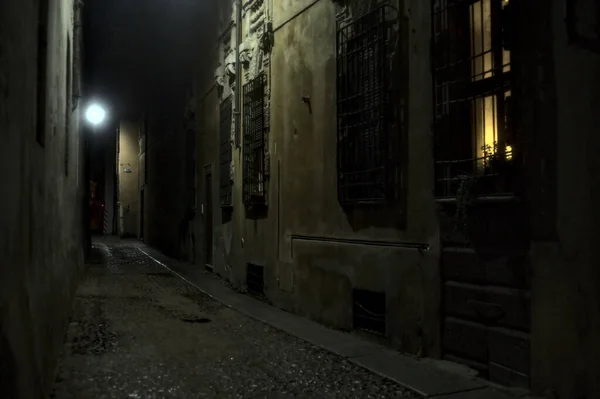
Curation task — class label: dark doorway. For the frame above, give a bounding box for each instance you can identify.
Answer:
[205,170,213,270]
[139,188,144,240]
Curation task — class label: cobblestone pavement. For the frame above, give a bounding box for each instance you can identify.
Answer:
[52,239,421,399]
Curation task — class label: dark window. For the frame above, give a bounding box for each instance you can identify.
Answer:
[72,3,81,111]
[219,95,233,207]
[336,6,398,205]
[36,0,50,147]
[565,0,600,54]
[65,36,72,177]
[353,289,386,335]
[432,0,514,198]
[242,74,267,206]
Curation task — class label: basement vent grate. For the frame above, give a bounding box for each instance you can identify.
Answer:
[246,263,265,296]
[353,289,386,335]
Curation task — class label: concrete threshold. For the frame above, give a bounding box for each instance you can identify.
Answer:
[137,245,528,399]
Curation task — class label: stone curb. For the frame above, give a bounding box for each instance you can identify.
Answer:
[137,244,529,399]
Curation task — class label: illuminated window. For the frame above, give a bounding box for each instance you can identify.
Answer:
[433,0,514,197]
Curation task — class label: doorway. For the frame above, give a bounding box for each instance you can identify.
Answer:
[205,169,213,270]
[139,188,144,240]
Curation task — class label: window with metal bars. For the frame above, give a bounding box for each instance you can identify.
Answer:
[242,74,267,206]
[336,5,397,205]
[432,0,515,198]
[219,95,233,207]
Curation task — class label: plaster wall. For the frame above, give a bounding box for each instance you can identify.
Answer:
[118,120,140,237]
[0,0,85,396]
[194,0,440,357]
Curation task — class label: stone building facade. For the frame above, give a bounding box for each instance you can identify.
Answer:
[0,0,85,396]
[117,120,141,237]
[194,0,438,376]
[144,0,600,397]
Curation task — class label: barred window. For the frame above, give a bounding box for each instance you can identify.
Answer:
[242,74,267,206]
[219,95,233,207]
[336,6,397,205]
[433,0,514,198]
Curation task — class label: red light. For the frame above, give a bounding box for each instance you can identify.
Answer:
[101,204,104,207]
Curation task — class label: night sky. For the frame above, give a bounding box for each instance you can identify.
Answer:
[83,0,209,118]
[82,0,211,191]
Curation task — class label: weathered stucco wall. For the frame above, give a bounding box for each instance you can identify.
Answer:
[191,0,234,275]
[118,120,140,237]
[186,0,600,396]
[268,0,439,354]
[193,0,440,357]
[0,0,85,396]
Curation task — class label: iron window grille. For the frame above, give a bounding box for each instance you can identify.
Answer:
[336,5,397,205]
[219,95,234,207]
[242,74,267,206]
[432,0,515,198]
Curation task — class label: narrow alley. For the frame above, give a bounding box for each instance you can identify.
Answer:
[2,0,600,397]
[51,239,415,398]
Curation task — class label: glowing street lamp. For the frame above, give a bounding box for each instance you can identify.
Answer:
[85,104,107,126]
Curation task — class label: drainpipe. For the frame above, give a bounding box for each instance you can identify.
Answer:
[234,0,242,147]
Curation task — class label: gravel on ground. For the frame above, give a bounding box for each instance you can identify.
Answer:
[52,239,422,399]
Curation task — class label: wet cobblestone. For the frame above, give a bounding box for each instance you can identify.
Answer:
[52,239,422,398]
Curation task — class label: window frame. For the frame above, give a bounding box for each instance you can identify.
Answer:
[432,0,516,198]
[336,5,399,205]
[242,74,268,207]
[219,95,234,208]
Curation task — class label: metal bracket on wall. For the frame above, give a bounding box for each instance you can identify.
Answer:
[565,0,600,54]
